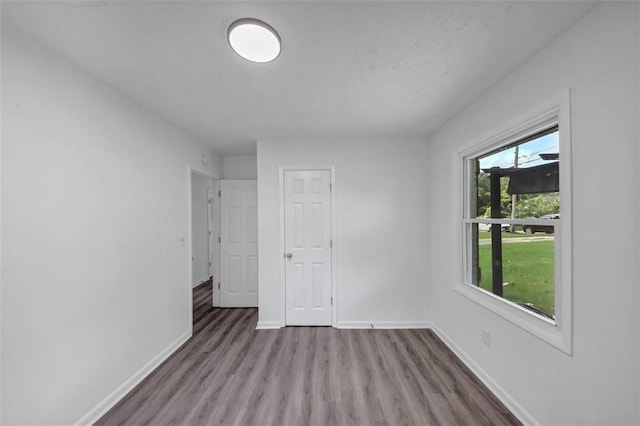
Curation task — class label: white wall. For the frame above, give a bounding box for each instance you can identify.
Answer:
[257,137,430,327]
[191,173,213,286]
[1,24,222,424]
[427,3,639,424]
[638,4,640,422]
[223,155,257,179]
[0,5,4,421]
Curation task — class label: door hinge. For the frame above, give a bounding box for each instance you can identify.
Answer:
[218,283,221,290]
[209,261,211,266]
[209,230,212,235]
[218,236,221,243]
[218,190,221,197]
[330,240,333,249]
[329,183,332,192]
[331,297,333,305]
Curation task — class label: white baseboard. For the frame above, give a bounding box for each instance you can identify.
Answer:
[429,323,538,426]
[192,277,210,288]
[256,321,282,329]
[337,321,434,329]
[74,330,192,426]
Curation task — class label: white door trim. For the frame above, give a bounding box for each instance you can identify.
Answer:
[278,165,337,327]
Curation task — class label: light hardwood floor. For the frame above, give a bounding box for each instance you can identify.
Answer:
[97,281,520,425]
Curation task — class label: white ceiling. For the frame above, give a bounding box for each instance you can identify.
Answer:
[2,1,596,154]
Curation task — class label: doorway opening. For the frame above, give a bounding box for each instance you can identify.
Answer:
[189,168,219,329]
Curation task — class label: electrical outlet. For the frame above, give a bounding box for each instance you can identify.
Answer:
[482,329,491,347]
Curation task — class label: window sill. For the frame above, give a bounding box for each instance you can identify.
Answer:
[455,282,572,355]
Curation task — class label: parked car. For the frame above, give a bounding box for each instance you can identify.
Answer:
[522,214,559,234]
[478,223,511,232]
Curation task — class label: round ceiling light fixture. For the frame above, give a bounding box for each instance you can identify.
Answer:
[227,18,281,63]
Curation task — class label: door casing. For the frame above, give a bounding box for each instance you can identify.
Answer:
[279,165,337,327]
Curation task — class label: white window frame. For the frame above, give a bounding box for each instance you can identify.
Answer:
[456,92,573,354]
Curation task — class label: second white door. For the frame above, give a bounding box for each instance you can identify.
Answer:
[220,180,258,307]
[284,170,332,326]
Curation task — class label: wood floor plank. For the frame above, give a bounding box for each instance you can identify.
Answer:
[97,282,521,426]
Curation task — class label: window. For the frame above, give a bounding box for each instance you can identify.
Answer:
[467,126,559,320]
[458,95,572,353]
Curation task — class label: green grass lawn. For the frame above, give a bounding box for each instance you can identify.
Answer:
[478,230,540,239]
[477,240,555,317]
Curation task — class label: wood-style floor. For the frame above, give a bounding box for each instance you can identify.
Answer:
[97,281,520,425]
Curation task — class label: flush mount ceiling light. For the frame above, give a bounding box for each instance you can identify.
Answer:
[227,18,281,63]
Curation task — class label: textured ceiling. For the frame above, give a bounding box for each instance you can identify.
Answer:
[2,1,596,154]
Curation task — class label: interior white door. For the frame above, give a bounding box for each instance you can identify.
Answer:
[220,180,258,307]
[284,170,332,326]
[212,180,221,307]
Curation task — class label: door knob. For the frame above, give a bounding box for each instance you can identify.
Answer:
[286,253,293,259]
